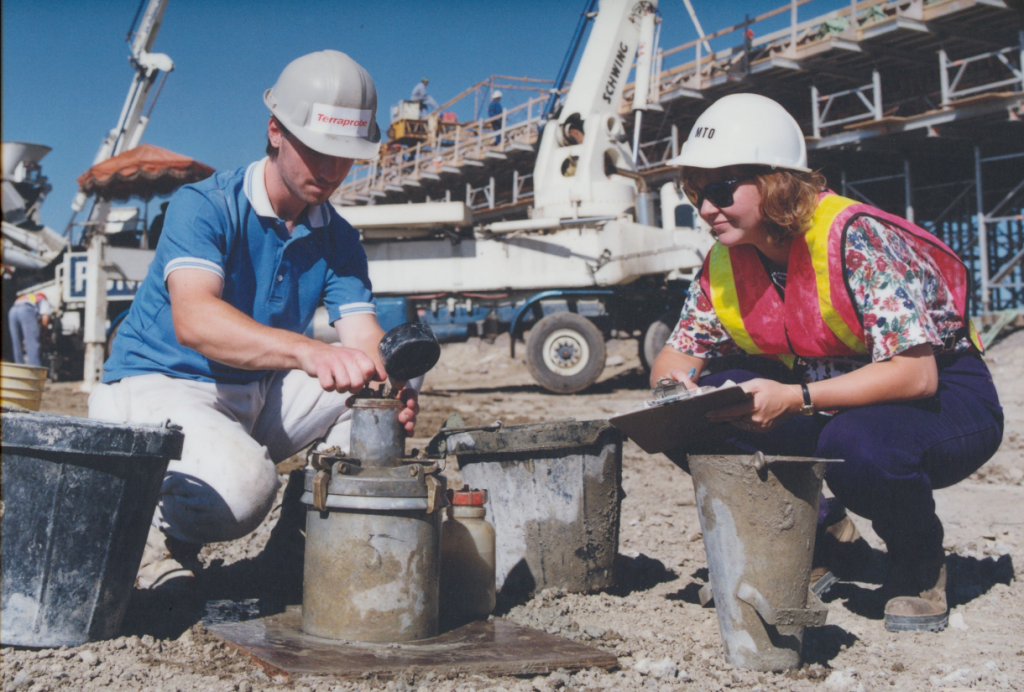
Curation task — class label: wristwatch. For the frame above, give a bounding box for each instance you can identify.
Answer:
[799,383,816,416]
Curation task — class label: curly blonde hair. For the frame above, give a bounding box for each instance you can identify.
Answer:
[681,165,827,245]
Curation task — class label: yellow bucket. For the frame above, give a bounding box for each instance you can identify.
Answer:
[1,362,47,411]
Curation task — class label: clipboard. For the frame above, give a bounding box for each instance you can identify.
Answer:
[608,385,752,454]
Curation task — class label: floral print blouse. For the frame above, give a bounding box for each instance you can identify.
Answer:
[667,215,971,383]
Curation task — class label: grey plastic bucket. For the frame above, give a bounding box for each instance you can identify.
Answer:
[444,420,622,596]
[1,408,184,647]
[688,453,836,671]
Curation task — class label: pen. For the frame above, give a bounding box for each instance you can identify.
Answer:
[687,367,696,380]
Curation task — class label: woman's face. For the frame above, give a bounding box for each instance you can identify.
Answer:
[687,166,766,247]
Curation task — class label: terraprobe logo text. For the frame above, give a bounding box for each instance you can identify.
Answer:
[309,104,373,137]
[316,114,368,129]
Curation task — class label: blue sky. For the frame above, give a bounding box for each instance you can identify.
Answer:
[3,0,847,232]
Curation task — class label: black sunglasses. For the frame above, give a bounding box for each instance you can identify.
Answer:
[683,175,755,209]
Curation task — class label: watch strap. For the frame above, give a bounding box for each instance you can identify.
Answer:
[800,383,815,415]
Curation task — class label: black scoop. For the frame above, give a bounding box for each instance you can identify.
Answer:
[378,322,441,382]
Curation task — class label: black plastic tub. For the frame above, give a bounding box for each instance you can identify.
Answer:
[1,408,184,647]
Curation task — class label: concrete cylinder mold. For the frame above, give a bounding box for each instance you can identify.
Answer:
[443,420,622,596]
[688,453,839,671]
[300,400,446,642]
[350,398,405,467]
[302,503,442,642]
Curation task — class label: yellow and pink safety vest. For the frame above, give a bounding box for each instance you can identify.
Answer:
[698,192,982,366]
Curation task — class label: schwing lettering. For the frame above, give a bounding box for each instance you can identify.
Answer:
[603,42,631,104]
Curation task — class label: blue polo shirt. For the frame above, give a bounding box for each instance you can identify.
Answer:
[103,158,376,385]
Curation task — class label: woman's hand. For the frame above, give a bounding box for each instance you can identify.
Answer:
[649,346,704,390]
[706,378,803,433]
[663,367,699,391]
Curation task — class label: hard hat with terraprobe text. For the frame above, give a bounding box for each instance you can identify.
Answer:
[667,93,809,172]
[264,50,382,160]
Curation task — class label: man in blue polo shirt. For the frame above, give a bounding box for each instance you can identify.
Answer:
[89,50,417,590]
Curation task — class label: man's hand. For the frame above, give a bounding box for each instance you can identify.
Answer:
[298,341,386,394]
[705,378,802,433]
[396,386,420,435]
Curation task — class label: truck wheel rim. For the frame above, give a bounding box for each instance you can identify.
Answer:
[541,328,589,377]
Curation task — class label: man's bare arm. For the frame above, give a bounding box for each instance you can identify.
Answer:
[334,312,386,375]
[167,268,384,392]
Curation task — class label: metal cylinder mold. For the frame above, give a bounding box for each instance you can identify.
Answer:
[350,398,405,467]
[300,447,446,642]
[303,501,442,642]
[688,453,838,671]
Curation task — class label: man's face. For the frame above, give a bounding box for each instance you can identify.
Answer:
[268,118,354,206]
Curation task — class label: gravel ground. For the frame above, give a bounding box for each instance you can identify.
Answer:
[3,330,1022,691]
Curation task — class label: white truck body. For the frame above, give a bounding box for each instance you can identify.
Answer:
[338,0,712,298]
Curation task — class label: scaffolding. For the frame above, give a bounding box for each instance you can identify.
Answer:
[332,0,1024,318]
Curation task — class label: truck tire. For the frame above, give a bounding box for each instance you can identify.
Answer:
[526,312,606,394]
[640,311,676,373]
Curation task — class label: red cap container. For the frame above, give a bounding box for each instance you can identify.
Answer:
[447,485,487,506]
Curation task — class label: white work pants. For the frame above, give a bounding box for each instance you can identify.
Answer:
[88,370,351,545]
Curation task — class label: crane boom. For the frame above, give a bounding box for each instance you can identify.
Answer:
[77,0,174,390]
[70,0,174,218]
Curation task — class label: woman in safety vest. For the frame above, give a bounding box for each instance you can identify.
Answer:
[652,94,1003,633]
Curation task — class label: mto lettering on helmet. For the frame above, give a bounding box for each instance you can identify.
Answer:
[694,127,715,139]
[309,104,373,137]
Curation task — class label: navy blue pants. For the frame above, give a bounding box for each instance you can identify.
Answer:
[677,354,1003,561]
[8,302,42,366]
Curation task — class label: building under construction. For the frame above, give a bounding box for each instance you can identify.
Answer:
[333,0,1024,324]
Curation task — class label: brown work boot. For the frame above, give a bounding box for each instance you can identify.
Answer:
[883,553,948,632]
[136,525,203,590]
[810,505,873,596]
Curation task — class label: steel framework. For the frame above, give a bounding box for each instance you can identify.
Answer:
[332,0,1024,317]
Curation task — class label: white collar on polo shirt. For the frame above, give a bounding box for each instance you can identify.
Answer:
[244,157,330,229]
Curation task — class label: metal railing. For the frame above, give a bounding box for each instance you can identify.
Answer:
[466,178,496,211]
[334,91,548,205]
[336,0,1018,207]
[627,0,945,109]
[811,70,882,137]
[975,148,1024,315]
[940,34,1024,106]
[635,127,680,172]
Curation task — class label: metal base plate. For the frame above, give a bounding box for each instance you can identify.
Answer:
[208,606,618,682]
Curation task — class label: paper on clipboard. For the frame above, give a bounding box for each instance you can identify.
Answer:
[608,385,752,454]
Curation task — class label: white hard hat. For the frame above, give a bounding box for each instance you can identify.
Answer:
[264,50,382,160]
[492,90,502,99]
[668,93,809,172]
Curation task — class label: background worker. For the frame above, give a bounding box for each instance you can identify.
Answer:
[652,93,1003,633]
[147,200,169,249]
[89,50,418,590]
[488,89,504,144]
[7,292,51,366]
[411,77,439,116]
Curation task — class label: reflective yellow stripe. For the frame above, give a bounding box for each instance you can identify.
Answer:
[969,318,984,352]
[805,195,869,355]
[708,245,764,355]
